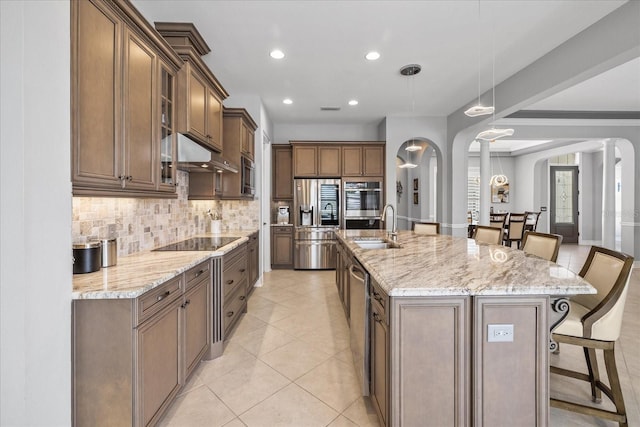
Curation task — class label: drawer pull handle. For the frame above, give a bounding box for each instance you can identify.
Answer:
[194,269,205,278]
[181,299,191,309]
[240,268,246,273]
[373,312,383,323]
[226,311,234,317]
[156,290,170,301]
[226,280,234,285]
[239,296,246,301]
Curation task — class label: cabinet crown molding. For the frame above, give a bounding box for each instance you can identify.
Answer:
[154,22,211,56]
[223,107,258,130]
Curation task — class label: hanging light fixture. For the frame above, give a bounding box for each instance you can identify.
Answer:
[465,0,494,118]
[474,2,514,141]
[398,65,422,168]
[405,140,422,152]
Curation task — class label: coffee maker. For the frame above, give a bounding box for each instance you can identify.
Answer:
[277,206,290,224]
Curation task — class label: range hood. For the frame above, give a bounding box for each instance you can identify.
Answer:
[176,134,238,173]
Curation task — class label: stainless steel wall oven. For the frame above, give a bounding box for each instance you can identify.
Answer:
[343,179,383,228]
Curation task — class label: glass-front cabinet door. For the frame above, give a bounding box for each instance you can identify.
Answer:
[159,61,176,192]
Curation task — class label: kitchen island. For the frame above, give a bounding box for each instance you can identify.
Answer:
[335,229,594,427]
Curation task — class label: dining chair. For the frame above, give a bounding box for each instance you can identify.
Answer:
[413,222,440,235]
[521,231,562,262]
[489,212,508,229]
[473,225,503,245]
[504,212,526,248]
[550,246,634,427]
[524,211,541,232]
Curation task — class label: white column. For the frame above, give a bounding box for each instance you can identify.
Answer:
[479,140,491,226]
[602,139,616,249]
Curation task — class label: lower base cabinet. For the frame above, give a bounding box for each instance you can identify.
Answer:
[271,226,293,269]
[362,276,549,426]
[73,260,212,426]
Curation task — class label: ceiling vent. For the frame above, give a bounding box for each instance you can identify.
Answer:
[320,106,341,111]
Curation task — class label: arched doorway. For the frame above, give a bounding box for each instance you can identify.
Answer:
[395,139,439,230]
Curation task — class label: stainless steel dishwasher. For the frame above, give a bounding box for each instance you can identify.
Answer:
[349,259,370,396]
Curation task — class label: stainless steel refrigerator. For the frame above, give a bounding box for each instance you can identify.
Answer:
[293,178,340,269]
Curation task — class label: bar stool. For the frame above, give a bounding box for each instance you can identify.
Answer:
[521,231,563,262]
[473,225,503,245]
[413,222,440,235]
[550,246,634,427]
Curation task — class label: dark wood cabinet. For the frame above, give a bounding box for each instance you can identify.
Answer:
[222,108,257,199]
[156,22,229,154]
[71,0,183,197]
[222,244,248,336]
[72,259,214,426]
[271,226,293,269]
[369,278,389,427]
[272,145,293,200]
[342,144,385,177]
[292,143,343,177]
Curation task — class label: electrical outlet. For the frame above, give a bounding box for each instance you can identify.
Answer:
[487,324,514,342]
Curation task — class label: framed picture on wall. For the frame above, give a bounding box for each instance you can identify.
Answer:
[413,178,419,191]
[491,183,510,203]
[413,192,419,204]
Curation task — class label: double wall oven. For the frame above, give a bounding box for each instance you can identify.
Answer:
[343,179,383,229]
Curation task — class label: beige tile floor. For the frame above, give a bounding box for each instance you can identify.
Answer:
[160,244,639,426]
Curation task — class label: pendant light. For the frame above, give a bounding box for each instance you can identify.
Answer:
[465,0,493,118]
[399,65,421,168]
[474,2,514,142]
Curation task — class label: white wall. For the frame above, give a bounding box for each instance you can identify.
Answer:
[1,2,71,425]
[274,122,380,144]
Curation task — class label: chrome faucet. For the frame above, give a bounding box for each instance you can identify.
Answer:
[380,203,397,239]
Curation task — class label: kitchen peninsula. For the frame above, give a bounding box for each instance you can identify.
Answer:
[72,231,257,427]
[335,230,595,427]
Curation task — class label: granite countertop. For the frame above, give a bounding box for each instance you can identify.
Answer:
[336,230,596,298]
[72,230,257,300]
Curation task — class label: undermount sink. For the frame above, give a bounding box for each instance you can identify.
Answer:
[352,238,401,250]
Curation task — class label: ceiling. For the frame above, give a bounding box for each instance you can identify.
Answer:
[134,0,638,126]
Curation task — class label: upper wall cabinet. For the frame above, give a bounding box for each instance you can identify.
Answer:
[71,0,183,197]
[222,108,257,199]
[292,143,342,177]
[155,23,229,154]
[272,145,293,200]
[342,144,385,177]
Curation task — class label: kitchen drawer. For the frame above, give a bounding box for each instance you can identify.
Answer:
[185,260,210,292]
[370,279,388,324]
[223,283,247,335]
[223,256,246,298]
[273,226,293,234]
[224,243,247,267]
[136,275,183,325]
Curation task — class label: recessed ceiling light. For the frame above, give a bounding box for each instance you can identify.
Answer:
[270,49,285,59]
[365,51,380,61]
[348,100,358,106]
[283,98,293,105]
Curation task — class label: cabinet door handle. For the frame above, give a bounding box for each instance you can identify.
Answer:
[226,311,234,317]
[180,299,191,309]
[240,268,246,273]
[226,279,234,285]
[156,290,170,302]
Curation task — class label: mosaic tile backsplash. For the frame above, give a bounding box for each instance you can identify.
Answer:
[72,171,260,256]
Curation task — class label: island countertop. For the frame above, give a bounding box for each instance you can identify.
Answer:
[336,229,595,297]
[72,230,257,300]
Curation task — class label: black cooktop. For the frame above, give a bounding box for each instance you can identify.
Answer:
[154,236,240,251]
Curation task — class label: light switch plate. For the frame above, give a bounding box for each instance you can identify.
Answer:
[488,324,514,342]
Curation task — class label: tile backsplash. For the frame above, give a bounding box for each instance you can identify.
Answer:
[72,171,259,256]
